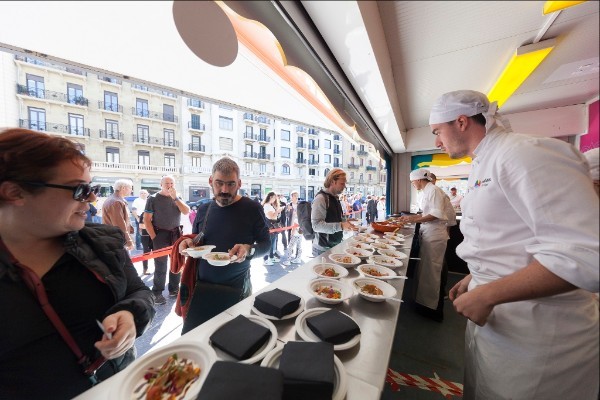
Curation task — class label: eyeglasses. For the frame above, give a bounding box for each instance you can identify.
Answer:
[20,181,101,202]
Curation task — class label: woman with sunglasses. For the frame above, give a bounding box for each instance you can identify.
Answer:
[0,128,155,399]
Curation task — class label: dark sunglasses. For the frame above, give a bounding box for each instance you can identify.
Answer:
[20,181,101,202]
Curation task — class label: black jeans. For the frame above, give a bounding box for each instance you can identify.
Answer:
[151,228,181,294]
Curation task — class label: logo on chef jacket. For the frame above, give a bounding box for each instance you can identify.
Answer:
[467,177,492,193]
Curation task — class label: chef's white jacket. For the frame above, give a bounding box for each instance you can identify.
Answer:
[459,126,599,399]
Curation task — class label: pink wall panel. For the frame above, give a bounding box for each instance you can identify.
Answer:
[580,100,599,152]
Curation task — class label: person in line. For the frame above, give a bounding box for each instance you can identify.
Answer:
[311,168,358,256]
[177,157,270,332]
[188,205,198,225]
[340,193,351,217]
[262,191,283,266]
[429,173,457,231]
[351,193,363,224]
[430,90,599,399]
[0,128,154,399]
[376,195,387,221]
[277,193,288,255]
[448,187,462,212]
[400,169,449,322]
[282,190,303,266]
[143,175,189,305]
[102,179,135,251]
[137,209,153,276]
[131,189,149,250]
[366,195,378,225]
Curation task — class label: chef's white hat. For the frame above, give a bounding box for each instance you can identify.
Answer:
[429,90,511,132]
[583,147,599,180]
[409,168,431,181]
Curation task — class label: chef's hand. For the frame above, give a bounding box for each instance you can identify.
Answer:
[178,238,193,254]
[229,244,252,262]
[94,310,137,359]
[452,283,494,327]
[341,221,358,231]
[449,274,471,301]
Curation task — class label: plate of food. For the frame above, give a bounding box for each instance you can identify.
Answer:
[343,246,374,260]
[202,252,237,266]
[260,343,348,400]
[370,242,395,251]
[209,314,278,364]
[352,277,397,302]
[377,249,409,261]
[251,290,306,321]
[357,264,399,280]
[345,238,374,251]
[294,307,361,351]
[368,254,404,268]
[307,278,353,305]
[327,253,361,268]
[183,245,216,258]
[312,263,349,279]
[350,235,374,244]
[114,342,216,400]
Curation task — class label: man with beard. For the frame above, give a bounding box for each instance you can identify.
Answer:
[178,157,271,331]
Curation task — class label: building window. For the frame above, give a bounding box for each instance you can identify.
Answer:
[351,157,355,164]
[106,147,120,163]
[136,98,149,117]
[260,163,266,173]
[350,172,355,179]
[105,120,119,139]
[360,158,364,166]
[28,107,46,131]
[281,129,290,141]
[360,144,365,151]
[219,137,233,151]
[219,116,233,130]
[137,125,149,143]
[104,91,119,112]
[324,154,331,163]
[67,83,83,104]
[246,125,253,134]
[324,168,330,177]
[192,157,201,167]
[68,113,85,136]
[26,73,44,98]
[324,139,331,149]
[281,147,291,158]
[163,104,175,122]
[309,168,316,176]
[192,136,202,147]
[350,144,355,151]
[368,173,372,181]
[260,128,267,136]
[138,150,150,165]
[334,157,339,167]
[164,153,175,167]
[191,114,201,129]
[164,129,175,146]
[282,164,290,175]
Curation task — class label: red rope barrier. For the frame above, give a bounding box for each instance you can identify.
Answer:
[130,223,301,263]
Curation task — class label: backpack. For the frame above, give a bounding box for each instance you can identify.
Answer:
[296,192,329,240]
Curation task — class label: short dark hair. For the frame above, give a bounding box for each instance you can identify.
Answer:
[470,113,486,127]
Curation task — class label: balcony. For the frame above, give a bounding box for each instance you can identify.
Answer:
[296,142,306,149]
[333,135,341,141]
[257,135,271,143]
[93,161,179,174]
[333,149,341,154]
[333,162,341,168]
[131,107,178,123]
[357,150,368,156]
[17,84,89,106]
[99,130,124,141]
[98,101,123,113]
[188,121,205,132]
[183,165,212,174]
[98,76,122,85]
[19,119,90,137]
[308,160,319,165]
[187,98,205,110]
[296,126,307,134]
[258,153,271,161]
[257,116,271,126]
[295,158,306,164]
[347,163,360,169]
[308,128,319,135]
[244,132,257,141]
[366,166,377,171]
[243,151,271,160]
[133,134,179,148]
[188,144,206,152]
[308,144,319,151]
[243,113,256,123]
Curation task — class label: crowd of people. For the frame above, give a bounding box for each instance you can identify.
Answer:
[1,86,598,400]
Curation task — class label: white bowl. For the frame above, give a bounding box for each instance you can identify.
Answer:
[368,255,403,269]
[114,342,216,400]
[377,249,408,261]
[312,263,349,279]
[344,246,374,260]
[307,278,353,304]
[350,235,374,244]
[202,252,237,266]
[358,233,379,240]
[346,238,374,251]
[351,277,397,302]
[184,245,216,258]
[370,242,395,251]
[328,253,362,268]
[357,264,397,280]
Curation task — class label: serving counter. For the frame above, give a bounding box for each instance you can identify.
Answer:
[75,225,415,400]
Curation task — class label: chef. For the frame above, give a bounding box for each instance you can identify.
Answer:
[400,168,448,322]
[430,90,599,399]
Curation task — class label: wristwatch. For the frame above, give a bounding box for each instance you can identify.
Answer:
[248,245,256,259]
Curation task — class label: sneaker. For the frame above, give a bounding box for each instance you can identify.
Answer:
[169,290,179,298]
[282,260,291,266]
[291,258,303,264]
[264,258,274,266]
[153,293,167,305]
[273,256,281,262]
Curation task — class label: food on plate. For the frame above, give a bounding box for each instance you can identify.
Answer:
[332,255,354,263]
[134,353,200,400]
[352,242,371,250]
[347,250,365,257]
[373,257,398,266]
[321,267,339,278]
[363,268,388,277]
[314,285,342,299]
[208,253,229,261]
[360,284,383,296]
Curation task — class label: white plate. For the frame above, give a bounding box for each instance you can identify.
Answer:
[351,277,397,302]
[260,343,348,400]
[294,307,361,351]
[377,250,408,261]
[312,263,349,279]
[308,278,354,304]
[345,239,374,251]
[344,246,374,260]
[370,242,395,251]
[208,314,277,364]
[368,255,404,268]
[251,290,306,320]
[114,342,216,400]
[183,245,216,258]
[202,252,238,266]
[328,253,361,268]
[358,263,398,280]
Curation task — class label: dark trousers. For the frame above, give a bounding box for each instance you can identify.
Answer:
[134,221,142,250]
[264,233,278,260]
[152,229,181,294]
[140,230,153,270]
